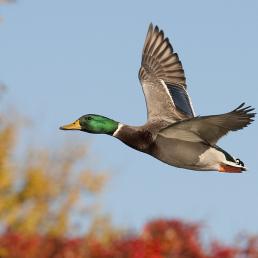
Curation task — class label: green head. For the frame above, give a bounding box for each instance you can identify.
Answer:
[60,114,119,135]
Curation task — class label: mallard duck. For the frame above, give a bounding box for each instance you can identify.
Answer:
[60,24,255,173]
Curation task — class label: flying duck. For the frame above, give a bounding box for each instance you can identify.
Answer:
[60,24,255,173]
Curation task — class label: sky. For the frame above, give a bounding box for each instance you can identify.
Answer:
[0,0,258,242]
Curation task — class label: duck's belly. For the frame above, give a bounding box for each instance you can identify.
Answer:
[150,137,222,171]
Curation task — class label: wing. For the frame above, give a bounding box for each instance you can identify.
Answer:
[139,23,195,122]
[158,103,255,145]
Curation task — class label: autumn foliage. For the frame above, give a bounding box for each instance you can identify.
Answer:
[0,219,258,258]
[0,97,108,236]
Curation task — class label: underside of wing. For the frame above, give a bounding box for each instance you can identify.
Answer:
[139,23,195,121]
[158,103,255,145]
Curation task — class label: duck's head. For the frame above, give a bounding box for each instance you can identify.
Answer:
[60,114,119,135]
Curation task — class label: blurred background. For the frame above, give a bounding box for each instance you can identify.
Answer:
[0,0,258,257]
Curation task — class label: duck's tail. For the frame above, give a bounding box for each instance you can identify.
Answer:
[213,146,246,173]
[219,158,246,173]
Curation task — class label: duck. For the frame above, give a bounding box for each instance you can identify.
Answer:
[60,23,255,173]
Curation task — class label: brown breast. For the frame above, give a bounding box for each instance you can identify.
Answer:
[114,120,171,153]
[114,125,154,153]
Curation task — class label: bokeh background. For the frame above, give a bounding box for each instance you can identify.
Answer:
[0,1,258,256]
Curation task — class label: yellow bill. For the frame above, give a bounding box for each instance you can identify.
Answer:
[59,119,81,130]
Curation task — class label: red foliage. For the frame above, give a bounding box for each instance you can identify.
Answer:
[210,242,238,258]
[0,219,257,258]
[0,233,85,258]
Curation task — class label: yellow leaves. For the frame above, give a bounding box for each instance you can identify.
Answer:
[0,104,109,236]
[22,169,46,199]
[0,170,12,191]
[0,124,16,166]
[14,204,49,234]
[80,171,108,194]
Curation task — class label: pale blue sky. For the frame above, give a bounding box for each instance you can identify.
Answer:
[0,0,258,242]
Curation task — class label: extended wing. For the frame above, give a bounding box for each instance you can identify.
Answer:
[139,24,195,122]
[158,103,255,145]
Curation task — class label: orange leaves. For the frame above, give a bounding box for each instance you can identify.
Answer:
[0,233,84,258]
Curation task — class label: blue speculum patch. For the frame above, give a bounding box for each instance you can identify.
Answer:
[166,84,194,117]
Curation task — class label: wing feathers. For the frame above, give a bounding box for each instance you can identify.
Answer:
[212,103,255,131]
[160,103,255,145]
[139,23,195,121]
[138,24,254,140]
[140,23,186,87]
[166,84,195,116]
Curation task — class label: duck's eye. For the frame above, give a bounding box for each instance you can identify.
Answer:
[87,117,92,120]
